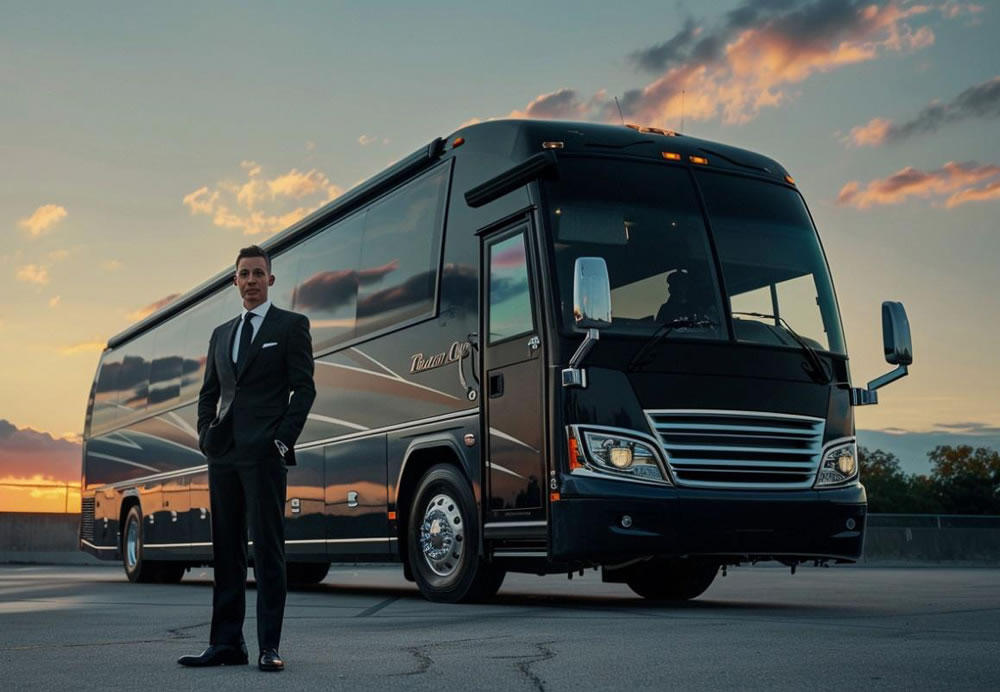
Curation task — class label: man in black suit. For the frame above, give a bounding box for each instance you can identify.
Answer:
[179,244,315,672]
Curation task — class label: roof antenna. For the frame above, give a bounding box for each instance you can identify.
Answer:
[614,96,625,125]
[680,90,685,133]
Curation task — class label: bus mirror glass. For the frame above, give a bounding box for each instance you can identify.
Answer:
[881,301,913,366]
[573,257,612,330]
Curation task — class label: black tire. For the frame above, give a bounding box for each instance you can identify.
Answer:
[152,563,186,583]
[122,505,157,583]
[121,505,186,584]
[287,562,330,585]
[625,558,719,601]
[406,464,505,603]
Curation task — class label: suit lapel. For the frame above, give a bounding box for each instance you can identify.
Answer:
[236,308,281,381]
[220,316,241,377]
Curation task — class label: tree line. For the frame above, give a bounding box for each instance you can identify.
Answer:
[859,445,1000,515]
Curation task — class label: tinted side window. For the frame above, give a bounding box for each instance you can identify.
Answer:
[355,164,449,337]
[291,211,364,352]
[148,318,186,412]
[117,333,153,416]
[488,232,535,343]
[92,349,122,434]
[179,292,229,402]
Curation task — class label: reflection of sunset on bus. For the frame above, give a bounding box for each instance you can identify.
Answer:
[2,1,999,514]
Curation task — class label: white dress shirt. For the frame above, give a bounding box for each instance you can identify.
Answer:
[232,299,272,363]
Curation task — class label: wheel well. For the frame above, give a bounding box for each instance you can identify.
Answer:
[119,495,139,548]
[395,445,468,570]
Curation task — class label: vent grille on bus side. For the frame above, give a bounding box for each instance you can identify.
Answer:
[644,410,824,490]
[81,497,95,540]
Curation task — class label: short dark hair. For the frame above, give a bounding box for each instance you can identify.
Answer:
[235,245,271,273]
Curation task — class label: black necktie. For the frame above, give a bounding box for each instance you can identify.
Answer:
[236,311,255,371]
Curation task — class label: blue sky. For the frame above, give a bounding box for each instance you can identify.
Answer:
[1,1,998,470]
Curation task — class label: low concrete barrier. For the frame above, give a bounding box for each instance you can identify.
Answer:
[1,512,998,565]
[862,514,1000,563]
[0,512,103,565]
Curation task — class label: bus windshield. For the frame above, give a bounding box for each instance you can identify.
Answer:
[545,159,726,342]
[696,170,846,355]
[544,159,846,355]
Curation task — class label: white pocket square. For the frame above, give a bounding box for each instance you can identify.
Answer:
[262,341,278,349]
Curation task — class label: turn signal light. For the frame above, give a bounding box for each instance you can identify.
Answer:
[568,437,583,470]
[387,511,397,521]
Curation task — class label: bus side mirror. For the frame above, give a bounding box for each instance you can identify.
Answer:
[851,300,912,406]
[573,257,612,330]
[564,257,611,388]
[882,301,913,366]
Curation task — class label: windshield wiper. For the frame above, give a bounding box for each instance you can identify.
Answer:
[732,311,831,384]
[627,318,716,371]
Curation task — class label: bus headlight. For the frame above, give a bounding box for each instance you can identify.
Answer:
[815,440,858,487]
[579,429,668,483]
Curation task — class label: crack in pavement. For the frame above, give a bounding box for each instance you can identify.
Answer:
[391,635,511,677]
[490,640,558,692]
[0,621,210,652]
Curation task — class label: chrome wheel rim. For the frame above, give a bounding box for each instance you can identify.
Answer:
[126,518,138,569]
[419,493,464,578]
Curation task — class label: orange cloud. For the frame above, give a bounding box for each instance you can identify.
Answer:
[127,292,180,321]
[184,161,345,236]
[18,204,68,236]
[844,75,1000,147]
[845,117,894,146]
[837,161,1000,209]
[946,180,1000,207]
[491,1,968,129]
[16,264,49,285]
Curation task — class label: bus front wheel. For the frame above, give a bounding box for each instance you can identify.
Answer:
[406,464,505,603]
[625,558,719,601]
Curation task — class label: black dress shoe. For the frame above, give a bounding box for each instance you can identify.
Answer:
[258,649,284,672]
[177,644,249,667]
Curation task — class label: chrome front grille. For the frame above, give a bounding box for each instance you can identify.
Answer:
[81,497,95,540]
[645,410,824,489]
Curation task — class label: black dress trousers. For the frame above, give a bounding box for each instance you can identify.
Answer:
[208,453,288,651]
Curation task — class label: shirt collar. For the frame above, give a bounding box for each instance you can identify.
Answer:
[241,299,272,321]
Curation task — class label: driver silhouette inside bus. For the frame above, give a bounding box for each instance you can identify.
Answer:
[655,269,714,324]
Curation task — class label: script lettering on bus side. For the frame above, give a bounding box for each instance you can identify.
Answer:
[409,341,471,374]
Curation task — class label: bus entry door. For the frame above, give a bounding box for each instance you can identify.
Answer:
[482,224,546,523]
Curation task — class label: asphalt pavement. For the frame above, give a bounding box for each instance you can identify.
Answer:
[1,563,998,690]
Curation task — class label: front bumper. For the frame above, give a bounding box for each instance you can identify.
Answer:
[551,475,866,563]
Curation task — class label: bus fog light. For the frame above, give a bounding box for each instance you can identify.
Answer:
[815,440,858,488]
[609,447,633,468]
[579,430,669,483]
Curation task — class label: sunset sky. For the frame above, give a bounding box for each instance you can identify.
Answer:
[2,1,999,508]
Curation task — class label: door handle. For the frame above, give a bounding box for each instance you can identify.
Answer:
[489,373,504,398]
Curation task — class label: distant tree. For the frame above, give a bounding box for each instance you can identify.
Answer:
[858,447,910,513]
[927,445,1000,515]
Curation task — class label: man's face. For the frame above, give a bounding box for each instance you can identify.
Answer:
[234,256,274,309]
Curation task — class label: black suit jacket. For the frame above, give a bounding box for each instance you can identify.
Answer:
[197,305,316,465]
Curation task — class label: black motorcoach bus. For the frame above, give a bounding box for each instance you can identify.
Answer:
[80,120,913,602]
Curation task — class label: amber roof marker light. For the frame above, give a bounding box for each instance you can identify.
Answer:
[451,137,465,149]
[661,152,681,161]
[689,155,709,165]
[785,174,796,185]
[542,141,565,149]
